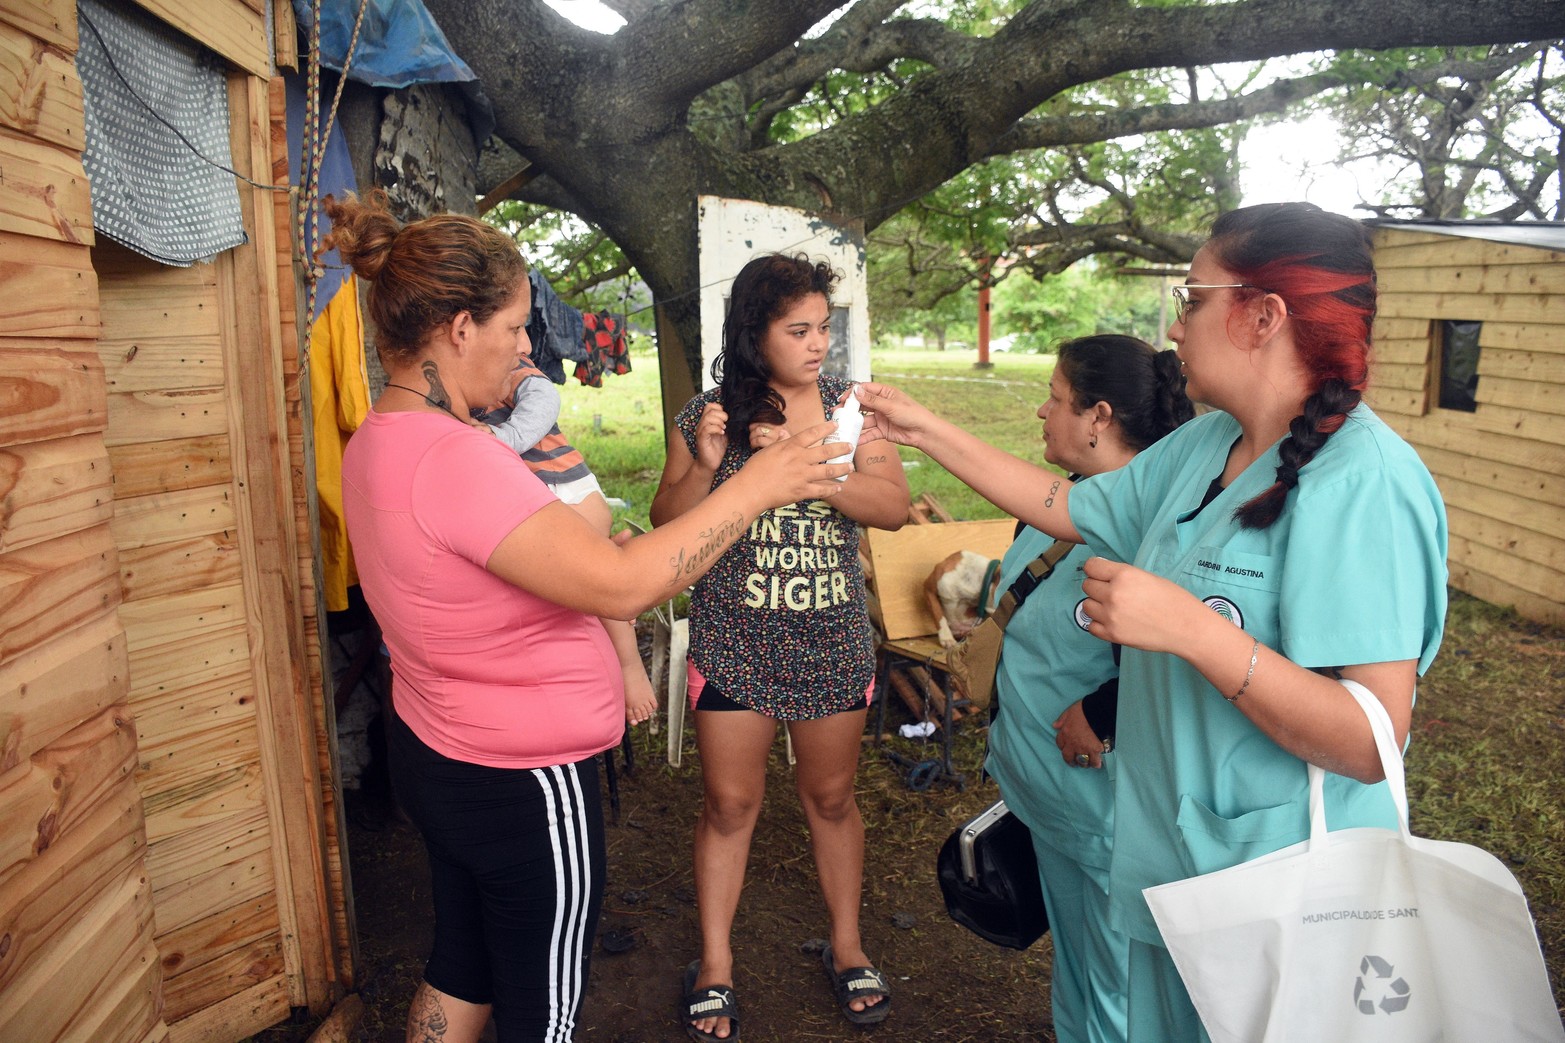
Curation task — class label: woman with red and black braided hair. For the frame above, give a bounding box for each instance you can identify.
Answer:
[855,202,1448,1040]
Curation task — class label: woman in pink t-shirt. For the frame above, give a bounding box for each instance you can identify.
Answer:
[324,191,851,1043]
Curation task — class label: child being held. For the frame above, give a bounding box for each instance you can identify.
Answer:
[476,354,659,727]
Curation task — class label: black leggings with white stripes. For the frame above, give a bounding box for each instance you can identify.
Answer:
[388,708,606,1043]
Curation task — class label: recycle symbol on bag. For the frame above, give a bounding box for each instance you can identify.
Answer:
[1353,955,1411,1015]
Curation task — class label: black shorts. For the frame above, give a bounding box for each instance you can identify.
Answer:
[388,708,606,1042]
[694,676,872,716]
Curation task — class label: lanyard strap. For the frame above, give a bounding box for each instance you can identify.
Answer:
[985,539,1075,632]
[975,557,1004,620]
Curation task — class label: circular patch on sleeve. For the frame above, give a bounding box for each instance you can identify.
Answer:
[1201,595,1244,629]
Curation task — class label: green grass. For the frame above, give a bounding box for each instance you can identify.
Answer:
[872,348,1060,519]
[555,354,666,532]
[565,344,1565,1013]
[1406,591,1565,1009]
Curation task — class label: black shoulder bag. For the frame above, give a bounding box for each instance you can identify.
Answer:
[936,539,1072,950]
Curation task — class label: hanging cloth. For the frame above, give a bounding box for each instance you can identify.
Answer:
[526,269,587,384]
[574,311,632,388]
[76,0,247,265]
[310,277,371,611]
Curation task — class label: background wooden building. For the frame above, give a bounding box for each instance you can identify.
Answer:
[0,1,353,1040]
[1367,220,1565,627]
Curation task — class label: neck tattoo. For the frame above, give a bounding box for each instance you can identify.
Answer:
[384,383,459,418]
[421,361,455,414]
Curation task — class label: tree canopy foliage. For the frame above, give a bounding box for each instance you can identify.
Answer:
[420,0,1565,412]
[1317,43,1564,219]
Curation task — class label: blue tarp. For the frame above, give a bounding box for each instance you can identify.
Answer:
[283,72,358,323]
[293,0,475,88]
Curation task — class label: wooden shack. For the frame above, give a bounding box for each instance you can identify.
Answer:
[1367,220,1565,626]
[1,1,353,1040]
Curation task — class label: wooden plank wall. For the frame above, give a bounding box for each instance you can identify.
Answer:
[0,0,169,1040]
[127,0,268,78]
[0,1,347,1040]
[96,239,297,1041]
[269,75,357,989]
[92,60,345,1042]
[1368,227,1565,625]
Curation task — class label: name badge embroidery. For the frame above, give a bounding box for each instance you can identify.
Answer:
[1193,558,1267,581]
[1187,543,1279,595]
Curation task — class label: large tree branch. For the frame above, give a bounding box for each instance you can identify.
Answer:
[615,0,844,105]
[1487,163,1557,219]
[736,3,976,106]
[1019,221,1203,272]
[991,74,1346,155]
[422,1,601,90]
[991,47,1553,157]
[762,0,1565,234]
[424,0,830,161]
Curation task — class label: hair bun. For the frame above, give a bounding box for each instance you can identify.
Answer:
[321,189,401,282]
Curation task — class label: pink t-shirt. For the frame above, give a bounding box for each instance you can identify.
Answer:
[342,409,623,768]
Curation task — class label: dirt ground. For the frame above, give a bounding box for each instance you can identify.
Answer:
[252,704,1058,1043]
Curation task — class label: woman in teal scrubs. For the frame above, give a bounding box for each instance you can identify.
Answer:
[857,203,1448,1039]
[988,334,1192,1043]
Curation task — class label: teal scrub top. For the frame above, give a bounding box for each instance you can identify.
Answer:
[1068,405,1449,944]
[985,532,1117,873]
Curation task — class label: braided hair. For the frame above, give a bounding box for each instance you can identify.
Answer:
[1055,334,1195,451]
[711,254,838,446]
[1206,203,1377,529]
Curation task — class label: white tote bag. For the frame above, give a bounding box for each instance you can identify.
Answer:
[1144,680,1565,1042]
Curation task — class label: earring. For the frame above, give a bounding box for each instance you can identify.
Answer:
[1090,434,1098,449]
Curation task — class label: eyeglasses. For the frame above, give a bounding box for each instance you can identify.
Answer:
[1170,283,1265,323]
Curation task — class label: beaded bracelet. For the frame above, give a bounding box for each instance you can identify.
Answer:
[1227,639,1260,702]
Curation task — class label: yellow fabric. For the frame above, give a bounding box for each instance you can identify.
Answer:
[310,275,370,612]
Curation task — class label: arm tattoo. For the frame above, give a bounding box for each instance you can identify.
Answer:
[865,454,888,466]
[407,985,450,1041]
[1044,479,1061,509]
[421,360,453,413]
[670,513,747,579]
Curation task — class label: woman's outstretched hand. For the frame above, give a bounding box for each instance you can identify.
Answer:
[735,419,852,507]
[853,381,938,450]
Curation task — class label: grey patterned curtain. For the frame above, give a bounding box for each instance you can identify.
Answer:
[76,0,249,266]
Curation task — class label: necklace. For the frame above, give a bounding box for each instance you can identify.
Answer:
[384,382,459,419]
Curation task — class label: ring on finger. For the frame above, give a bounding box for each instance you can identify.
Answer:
[1074,753,1091,767]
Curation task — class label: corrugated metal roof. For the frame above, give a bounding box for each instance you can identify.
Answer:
[1365,218,1565,252]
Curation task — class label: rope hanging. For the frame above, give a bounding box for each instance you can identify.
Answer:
[298,0,371,334]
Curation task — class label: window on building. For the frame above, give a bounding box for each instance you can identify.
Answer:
[825,306,853,378]
[1438,319,1482,412]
